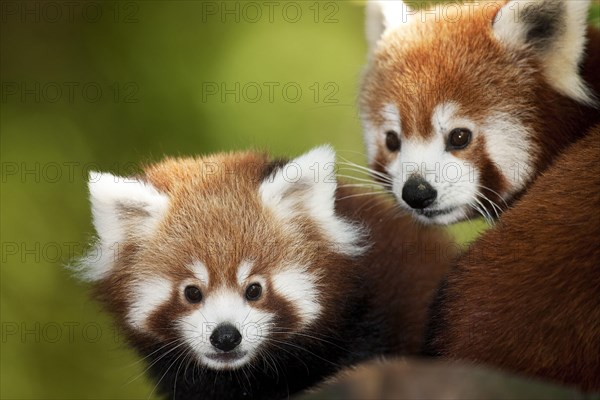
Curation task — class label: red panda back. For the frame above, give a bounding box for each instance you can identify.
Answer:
[425,124,600,390]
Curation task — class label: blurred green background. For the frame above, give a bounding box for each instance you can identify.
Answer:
[1,1,598,398]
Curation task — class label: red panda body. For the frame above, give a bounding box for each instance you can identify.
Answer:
[361,0,600,390]
[425,125,600,390]
[79,147,454,399]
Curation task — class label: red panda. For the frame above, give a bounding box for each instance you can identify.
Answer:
[424,124,600,390]
[361,0,600,225]
[360,0,600,390]
[76,146,455,399]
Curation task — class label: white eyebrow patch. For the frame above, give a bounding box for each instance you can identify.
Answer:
[236,259,253,286]
[127,277,172,332]
[190,260,209,285]
[431,101,477,136]
[432,101,459,135]
[272,265,321,327]
[362,102,402,164]
[381,102,401,134]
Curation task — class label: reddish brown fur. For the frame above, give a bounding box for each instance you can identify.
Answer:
[336,186,459,353]
[426,125,600,390]
[362,3,600,388]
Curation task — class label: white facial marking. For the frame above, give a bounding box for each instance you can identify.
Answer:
[272,265,321,328]
[431,102,476,138]
[382,101,480,224]
[179,288,273,370]
[362,103,401,168]
[482,112,533,191]
[236,259,253,287]
[381,103,402,136]
[127,277,172,332]
[362,113,380,163]
[189,260,209,286]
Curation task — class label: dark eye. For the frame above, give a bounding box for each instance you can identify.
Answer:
[447,128,472,150]
[385,130,401,152]
[184,285,202,303]
[245,283,262,301]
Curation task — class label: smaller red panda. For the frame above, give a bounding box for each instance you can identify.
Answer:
[76,146,455,399]
[424,124,600,390]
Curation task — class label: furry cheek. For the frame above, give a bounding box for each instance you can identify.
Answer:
[271,265,322,329]
[126,277,173,334]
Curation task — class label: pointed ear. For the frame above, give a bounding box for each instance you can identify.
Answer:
[259,146,365,256]
[259,145,338,220]
[365,0,412,53]
[81,172,169,281]
[492,0,595,105]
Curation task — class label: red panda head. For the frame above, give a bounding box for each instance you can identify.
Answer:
[361,0,596,224]
[77,146,364,370]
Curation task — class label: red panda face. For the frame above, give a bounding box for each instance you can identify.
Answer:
[123,257,321,370]
[361,0,595,224]
[79,147,364,370]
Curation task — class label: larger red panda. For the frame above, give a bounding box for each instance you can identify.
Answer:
[361,0,600,224]
[76,146,455,399]
[360,0,600,390]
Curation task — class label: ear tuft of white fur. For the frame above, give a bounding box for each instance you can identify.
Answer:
[365,0,411,52]
[259,146,365,257]
[75,172,170,282]
[493,0,595,105]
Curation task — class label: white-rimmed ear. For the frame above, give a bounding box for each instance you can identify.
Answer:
[259,146,365,256]
[79,172,169,281]
[366,0,412,52]
[492,0,595,105]
[259,145,338,221]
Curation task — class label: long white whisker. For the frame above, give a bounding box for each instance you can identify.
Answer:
[125,338,188,385]
[336,191,384,201]
[337,159,391,181]
[478,184,510,208]
[470,198,493,226]
[337,168,393,184]
[148,345,189,400]
[476,190,502,219]
[338,183,383,190]
[336,174,385,185]
[468,201,488,224]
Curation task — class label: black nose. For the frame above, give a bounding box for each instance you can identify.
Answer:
[210,324,242,352]
[402,176,437,209]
